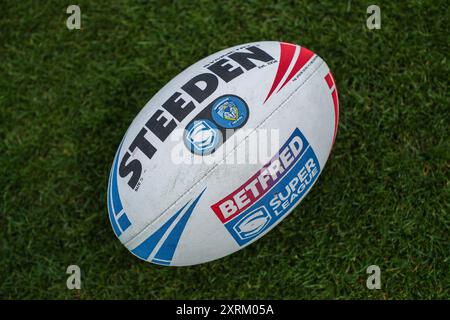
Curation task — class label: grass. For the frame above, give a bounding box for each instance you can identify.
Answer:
[0,0,449,299]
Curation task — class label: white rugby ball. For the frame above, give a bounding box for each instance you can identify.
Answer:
[107,41,339,266]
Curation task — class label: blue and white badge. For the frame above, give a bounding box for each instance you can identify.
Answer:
[211,95,248,129]
[184,120,221,155]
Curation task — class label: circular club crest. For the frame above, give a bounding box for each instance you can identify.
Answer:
[184,120,222,155]
[211,95,248,129]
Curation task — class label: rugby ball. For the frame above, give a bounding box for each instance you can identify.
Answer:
[107,41,339,266]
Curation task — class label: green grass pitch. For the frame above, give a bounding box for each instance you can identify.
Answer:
[0,0,448,299]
